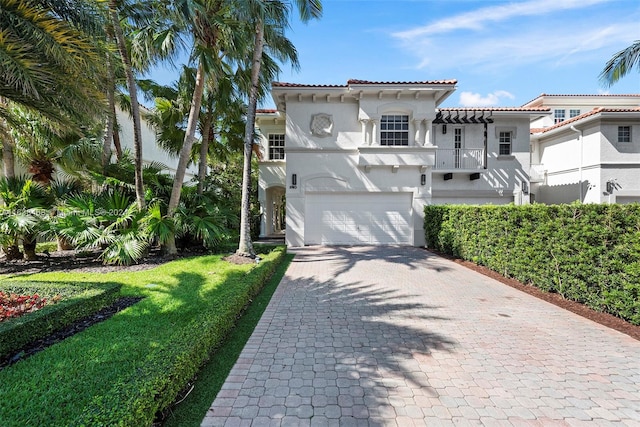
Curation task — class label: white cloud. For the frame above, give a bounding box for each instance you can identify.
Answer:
[392,0,610,39]
[397,20,639,73]
[459,91,515,107]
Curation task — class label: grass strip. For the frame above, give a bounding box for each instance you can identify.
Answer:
[0,246,285,426]
[162,253,295,427]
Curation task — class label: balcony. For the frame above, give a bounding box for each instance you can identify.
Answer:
[529,164,547,183]
[434,148,485,171]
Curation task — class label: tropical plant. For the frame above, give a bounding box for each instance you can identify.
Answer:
[0,176,51,260]
[0,0,107,130]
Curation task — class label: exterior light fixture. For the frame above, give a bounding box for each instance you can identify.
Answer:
[521,181,529,194]
[420,174,426,186]
[292,174,297,186]
[442,124,447,134]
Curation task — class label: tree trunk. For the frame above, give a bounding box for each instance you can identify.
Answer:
[109,1,145,210]
[197,115,213,195]
[237,22,264,258]
[3,244,22,260]
[164,60,206,255]
[102,54,116,170]
[2,137,15,179]
[112,111,123,160]
[22,235,37,261]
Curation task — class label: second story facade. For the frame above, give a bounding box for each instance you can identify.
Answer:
[257,79,548,247]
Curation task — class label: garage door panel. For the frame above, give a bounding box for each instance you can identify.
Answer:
[305,193,412,245]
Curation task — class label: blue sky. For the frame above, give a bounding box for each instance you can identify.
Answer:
[149,0,640,108]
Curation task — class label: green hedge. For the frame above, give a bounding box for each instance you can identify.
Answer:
[78,246,286,426]
[424,204,640,325]
[0,282,121,359]
[0,246,286,426]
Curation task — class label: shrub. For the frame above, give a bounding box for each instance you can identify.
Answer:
[0,282,121,359]
[425,203,640,325]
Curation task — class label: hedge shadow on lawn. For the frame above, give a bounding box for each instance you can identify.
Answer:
[0,246,285,427]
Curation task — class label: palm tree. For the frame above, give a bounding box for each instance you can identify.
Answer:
[162,0,247,255]
[106,0,152,210]
[600,40,640,87]
[236,0,322,258]
[0,0,107,130]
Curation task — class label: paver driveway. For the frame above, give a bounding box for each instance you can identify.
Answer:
[202,246,640,426]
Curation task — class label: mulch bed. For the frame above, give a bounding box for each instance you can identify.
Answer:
[428,249,640,341]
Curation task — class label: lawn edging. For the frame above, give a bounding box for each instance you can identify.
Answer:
[0,281,120,359]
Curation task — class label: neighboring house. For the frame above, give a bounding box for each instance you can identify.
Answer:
[116,107,198,181]
[524,94,640,204]
[256,79,549,247]
[0,107,198,182]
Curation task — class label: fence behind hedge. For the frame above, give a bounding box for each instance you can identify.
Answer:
[424,203,640,325]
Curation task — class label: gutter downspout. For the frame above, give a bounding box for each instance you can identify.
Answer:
[570,125,583,203]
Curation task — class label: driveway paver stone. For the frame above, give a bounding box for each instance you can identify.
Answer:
[202,246,640,426]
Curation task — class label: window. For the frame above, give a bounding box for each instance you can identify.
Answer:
[554,109,565,124]
[499,131,512,155]
[618,126,631,143]
[569,109,581,118]
[380,115,409,146]
[268,134,285,160]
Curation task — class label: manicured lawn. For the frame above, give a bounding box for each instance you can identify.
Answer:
[0,246,286,426]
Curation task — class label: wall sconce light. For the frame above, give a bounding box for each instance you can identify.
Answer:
[442,124,447,134]
[521,181,529,195]
[420,174,426,186]
[291,174,297,186]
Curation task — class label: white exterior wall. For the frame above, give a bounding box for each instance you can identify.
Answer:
[533,118,640,204]
[282,95,435,246]
[116,108,198,181]
[431,117,531,205]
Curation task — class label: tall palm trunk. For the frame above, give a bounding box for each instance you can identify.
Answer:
[108,0,145,210]
[164,60,206,255]
[102,55,116,170]
[237,22,264,258]
[197,114,213,195]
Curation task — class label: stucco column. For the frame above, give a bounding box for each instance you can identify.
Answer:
[371,119,378,145]
[413,119,422,147]
[424,119,432,146]
[359,119,369,145]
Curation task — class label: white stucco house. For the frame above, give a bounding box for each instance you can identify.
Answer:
[256,79,549,247]
[525,94,640,204]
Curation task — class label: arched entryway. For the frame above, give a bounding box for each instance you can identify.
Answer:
[263,186,286,237]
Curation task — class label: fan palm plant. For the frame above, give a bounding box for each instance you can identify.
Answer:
[0,176,51,260]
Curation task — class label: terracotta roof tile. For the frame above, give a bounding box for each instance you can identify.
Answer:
[523,93,640,106]
[256,109,278,113]
[272,82,347,88]
[272,79,458,88]
[531,107,640,134]
[347,79,457,85]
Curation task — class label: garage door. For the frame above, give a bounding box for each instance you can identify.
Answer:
[304,193,412,245]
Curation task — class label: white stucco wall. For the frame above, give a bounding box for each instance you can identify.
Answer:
[116,108,198,181]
